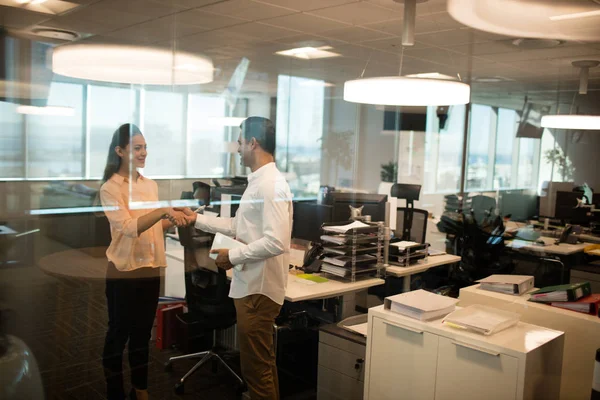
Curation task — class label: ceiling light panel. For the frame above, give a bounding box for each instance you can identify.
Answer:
[275,46,341,59]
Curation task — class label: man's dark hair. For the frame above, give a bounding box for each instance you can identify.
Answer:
[240,116,276,155]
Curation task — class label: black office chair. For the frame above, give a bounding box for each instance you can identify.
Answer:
[164,227,244,395]
[470,195,497,225]
[396,208,428,243]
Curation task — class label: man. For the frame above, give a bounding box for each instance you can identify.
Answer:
[181,116,292,400]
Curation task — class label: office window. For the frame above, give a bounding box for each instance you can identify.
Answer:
[466,104,494,191]
[88,85,138,179]
[436,105,466,192]
[493,108,518,189]
[187,94,228,177]
[0,101,24,178]
[517,138,538,188]
[26,82,84,178]
[141,89,185,177]
[537,128,557,191]
[276,75,324,196]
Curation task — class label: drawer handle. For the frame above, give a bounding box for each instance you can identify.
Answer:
[382,320,423,334]
[452,341,500,356]
[355,358,364,370]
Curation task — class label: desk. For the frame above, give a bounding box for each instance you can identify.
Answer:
[165,247,384,303]
[506,238,591,255]
[385,254,461,291]
[459,283,600,400]
[506,238,593,285]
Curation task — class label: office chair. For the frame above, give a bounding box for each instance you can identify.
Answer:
[391,183,422,241]
[396,208,428,243]
[512,257,567,287]
[470,195,497,225]
[164,227,245,395]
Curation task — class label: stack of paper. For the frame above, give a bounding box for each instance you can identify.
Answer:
[478,275,534,295]
[384,290,459,321]
[443,305,520,335]
[322,254,376,267]
[321,264,350,277]
[390,241,421,250]
[320,235,349,245]
[322,221,370,233]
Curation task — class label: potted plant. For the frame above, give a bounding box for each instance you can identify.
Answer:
[544,148,575,181]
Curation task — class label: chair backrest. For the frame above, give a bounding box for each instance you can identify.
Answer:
[396,208,428,243]
[470,195,496,224]
[178,225,236,320]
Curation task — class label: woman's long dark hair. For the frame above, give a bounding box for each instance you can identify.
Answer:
[102,123,143,183]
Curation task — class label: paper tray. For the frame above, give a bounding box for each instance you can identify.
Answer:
[442,304,520,336]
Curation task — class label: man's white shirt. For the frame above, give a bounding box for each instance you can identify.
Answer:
[194,162,293,305]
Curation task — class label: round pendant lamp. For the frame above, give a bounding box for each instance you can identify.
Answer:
[52,44,214,85]
[541,115,600,130]
[343,76,470,106]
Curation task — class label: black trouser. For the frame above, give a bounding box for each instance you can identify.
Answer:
[103,263,161,400]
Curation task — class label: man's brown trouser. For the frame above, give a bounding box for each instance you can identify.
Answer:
[234,294,282,400]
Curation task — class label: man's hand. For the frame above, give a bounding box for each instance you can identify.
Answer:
[174,207,198,226]
[210,249,234,270]
[174,207,195,216]
[165,209,188,227]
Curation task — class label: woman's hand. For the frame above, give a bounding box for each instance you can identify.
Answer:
[164,209,188,227]
[174,207,197,226]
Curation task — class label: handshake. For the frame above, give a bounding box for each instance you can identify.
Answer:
[163,207,197,228]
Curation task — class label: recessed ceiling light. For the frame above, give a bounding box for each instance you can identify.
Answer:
[8,0,78,14]
[472,76,513,83]
[31,28,78,41]
[52,44,214,85]
[512,38,564,49]
[17,105,74,116]
[275,46,341,60]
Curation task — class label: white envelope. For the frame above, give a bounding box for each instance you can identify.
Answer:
[210,232,245,271]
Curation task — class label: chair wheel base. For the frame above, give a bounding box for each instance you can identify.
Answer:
[175,382,184,395]
[236,382,247,395]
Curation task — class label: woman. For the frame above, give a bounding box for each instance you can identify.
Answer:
[99,123,186,400]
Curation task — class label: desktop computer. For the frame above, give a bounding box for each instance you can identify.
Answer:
[330,192,388,223]
[500,190,539,221]
[539,181,574,217]
[291,201,333,243]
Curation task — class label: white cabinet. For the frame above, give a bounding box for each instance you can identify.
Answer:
[435,337,518,400]
[460,283,600,400]
[364,305,564,400]
[368,317,438,400]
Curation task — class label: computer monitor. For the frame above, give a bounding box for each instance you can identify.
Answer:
[555,191,585,221]
[500,191,538,222]
[291,201,333,242]
[331,192,388,223]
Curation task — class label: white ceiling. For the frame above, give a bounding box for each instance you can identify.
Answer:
[1,0,599,105]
